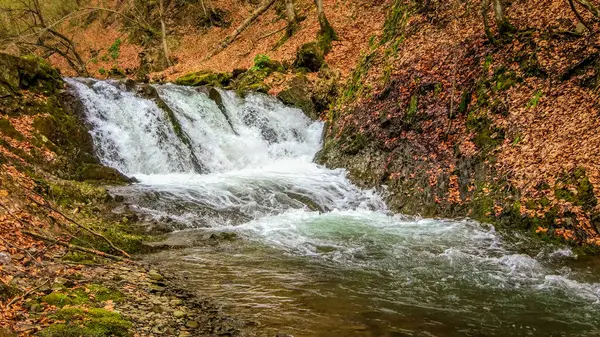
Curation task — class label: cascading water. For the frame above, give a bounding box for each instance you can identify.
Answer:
[67,78,600,337]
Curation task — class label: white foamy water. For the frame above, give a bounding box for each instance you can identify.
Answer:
[67,78,600,336]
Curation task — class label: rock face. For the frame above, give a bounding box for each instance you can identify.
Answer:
[0,53,132,183]
[277,75,318,120]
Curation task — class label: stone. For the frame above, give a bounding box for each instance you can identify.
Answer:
[173,310,186,318]
[277,75,318,120]
[148,270,164,281]
[185,321,199,329]
[175,70,233,87]
[0,253,10,265]
[170,299,183,306]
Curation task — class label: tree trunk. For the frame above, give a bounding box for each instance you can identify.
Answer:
[481,0,496,44]
[285,0,299,36]
[492,0,513,34]
[159,0,172,67]
[314,0,337,41]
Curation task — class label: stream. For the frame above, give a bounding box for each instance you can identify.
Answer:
[67,78,600,337]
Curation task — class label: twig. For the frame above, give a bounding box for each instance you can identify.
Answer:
[0,237,41,266]
[204,0,278,61]
[7,280,49,307]
[569,0,592,32]
[22,230,127,262]
[259,26,286,40]
[26,195,131,259]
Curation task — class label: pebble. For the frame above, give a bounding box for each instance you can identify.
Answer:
[170,299,183,306]
[148,270,164,281]
[173,310,186,318]
[0,252,10,265]
[185,321,199,329]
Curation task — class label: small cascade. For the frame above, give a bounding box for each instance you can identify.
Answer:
[67,78,600,337]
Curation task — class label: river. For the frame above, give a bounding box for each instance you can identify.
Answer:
[66,78,600,337]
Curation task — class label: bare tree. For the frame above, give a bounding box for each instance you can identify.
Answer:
[158,0,172,67]
[1,0,89,76]
[284,0,300,37]
[482,0,513,44]
[314,0,337,43]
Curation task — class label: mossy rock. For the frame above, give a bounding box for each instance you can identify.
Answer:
[0,284,20,302]
[175,70,233,87]
[0,53,61,95]
[77,163,133,183]
[294,42,325,72]
[277,75,318,120]
[0,118,24,140]
[251,54,284,73]
[234,69,271,94]
[39,308,132,337]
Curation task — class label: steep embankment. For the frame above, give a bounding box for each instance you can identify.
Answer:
[48,0,384,82]
[0,54,244,336]
[318,0,600,250]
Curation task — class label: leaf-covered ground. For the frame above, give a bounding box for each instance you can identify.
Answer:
[319,0,600,249]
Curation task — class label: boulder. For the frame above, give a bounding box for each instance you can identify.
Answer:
[175,70,233,87]
[294,42,325,72]
[277,75,318,120]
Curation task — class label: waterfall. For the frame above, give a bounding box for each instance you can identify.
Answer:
[66,78,600,337]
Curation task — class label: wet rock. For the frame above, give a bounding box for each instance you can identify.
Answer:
[175,70,233,87]
[277,75,318,120]
[77,163,135,183]
[148,270,164,281]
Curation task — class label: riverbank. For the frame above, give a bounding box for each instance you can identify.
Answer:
[0,53,247,336]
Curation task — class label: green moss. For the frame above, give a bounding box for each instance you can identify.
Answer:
[251,54,284,73]
[39,308,132,337]
[62,251,100,265]
[85,284,124,302]
[554,168,597,211]
[0,283,20,301]
[0,118,24,140]
[527,90,544,108]
[492,67,519,92]
[405,94,418,123]
[44,179,112,206]
[42,291,88,307]
[175,70,233,87]
[341,52,374,103]
[76,163,131,182]
[277,75,317,119]
[234,69,271,94]
[466,110,504,152]
[381,0,412,44]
